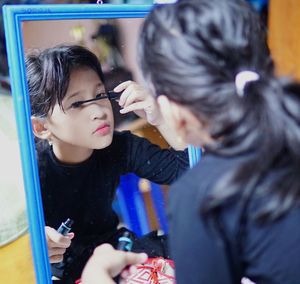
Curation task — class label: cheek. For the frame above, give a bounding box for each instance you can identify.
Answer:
[106,103,114,123]
[187,128,210,147]
[160,108,178,133]
[47,110,81,135]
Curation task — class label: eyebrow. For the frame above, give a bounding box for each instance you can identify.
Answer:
[66,83,105,101]
[67,91,81,101]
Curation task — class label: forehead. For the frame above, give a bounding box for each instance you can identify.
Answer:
[69,67,104,84]
[56,68,105,108]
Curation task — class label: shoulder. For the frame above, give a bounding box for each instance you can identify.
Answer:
[110,130,136,147]
[104,130,134,155]
[98,131,138,164]
[170,153,240,202]
[168,153,246,234]
[110,130,156,154]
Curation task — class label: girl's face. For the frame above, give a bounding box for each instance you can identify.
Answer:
[45,67,114,163]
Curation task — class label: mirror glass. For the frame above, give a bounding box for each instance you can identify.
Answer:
[23,18,145,128]
[3,4,197,283]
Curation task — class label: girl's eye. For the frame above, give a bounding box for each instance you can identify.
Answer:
[70,101,82,109]
[96,92,106,99]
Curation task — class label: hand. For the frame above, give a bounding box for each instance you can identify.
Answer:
[81,243,148,284]
[45,226,74,263]
[114,81,163,126]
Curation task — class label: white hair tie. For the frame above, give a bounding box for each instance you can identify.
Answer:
[235,71,260,97]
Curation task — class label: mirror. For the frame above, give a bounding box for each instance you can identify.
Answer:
[3,4,200,283]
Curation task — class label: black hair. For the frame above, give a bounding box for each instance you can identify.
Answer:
[139,0,300,222]
[26,45,105,117]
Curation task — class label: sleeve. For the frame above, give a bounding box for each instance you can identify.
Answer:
[118,131,189,184]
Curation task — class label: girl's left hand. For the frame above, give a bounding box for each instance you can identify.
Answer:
[114,81,163,126]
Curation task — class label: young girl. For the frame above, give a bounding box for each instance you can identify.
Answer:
[137,0,300,283]
[26,45,188,283]
[80,0,300,283]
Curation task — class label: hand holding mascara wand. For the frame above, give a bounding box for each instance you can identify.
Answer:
[51,218,74,277]
[45,218,74,265]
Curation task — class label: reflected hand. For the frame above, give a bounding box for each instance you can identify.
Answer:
[45,226,74,263]
[81,243,148,284]
[114,81,163,126]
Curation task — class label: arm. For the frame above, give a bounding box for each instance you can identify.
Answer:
[81,244,147,284]
[114,81,187,150]
[116,131,189,184]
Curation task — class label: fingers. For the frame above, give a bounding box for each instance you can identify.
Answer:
[67,232,75,239]
[50,254,64,263]
[81,243,148,284]
[48,247,67,257]
[45,226,73,263]
[114,81,134,106]
[93,244,147,265]
[45,226,73,248]
[119,101,149,114]
[92,244,147,275]
[124,252,148,266]
[119,83,140,108]
[114,80,132,93]
[114,81,152,109]
[119,255,147,283]
[93,243,114,254]
[120,263,139,279]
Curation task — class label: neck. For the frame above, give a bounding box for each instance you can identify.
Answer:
[52,143,93,164]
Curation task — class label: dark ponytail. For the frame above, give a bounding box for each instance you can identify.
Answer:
[205,76,300,222]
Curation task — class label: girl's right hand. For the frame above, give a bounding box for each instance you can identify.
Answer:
[45,226,74,263]
[81,243,148,284]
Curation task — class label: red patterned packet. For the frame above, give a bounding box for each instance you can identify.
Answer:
[124,257,176,284]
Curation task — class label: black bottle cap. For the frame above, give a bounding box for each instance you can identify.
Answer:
[64,218,74,228]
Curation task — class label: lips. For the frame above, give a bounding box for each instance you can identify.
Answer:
[93,123,111,135]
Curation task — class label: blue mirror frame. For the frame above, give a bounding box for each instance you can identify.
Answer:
[3,3,201,283]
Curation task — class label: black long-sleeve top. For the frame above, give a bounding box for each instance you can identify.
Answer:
[37,131,188,246]
[168,153,300,284]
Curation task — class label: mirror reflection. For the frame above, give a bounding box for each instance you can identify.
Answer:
[23,18,189,283]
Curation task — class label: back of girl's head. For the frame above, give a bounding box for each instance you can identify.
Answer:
[139,0,272,114]
[140,0,300,222]
[26,45,105,117]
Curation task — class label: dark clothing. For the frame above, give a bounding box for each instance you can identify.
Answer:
[168,153,300,284]
[37,131,188,283]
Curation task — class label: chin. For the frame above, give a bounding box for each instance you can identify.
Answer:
[94,136,113,150]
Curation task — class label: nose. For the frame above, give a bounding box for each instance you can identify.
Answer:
[88,101,108,121]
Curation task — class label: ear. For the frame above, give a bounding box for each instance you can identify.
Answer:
[31,116,52,140]
[157,95,212,146]
[156,95,177,130]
